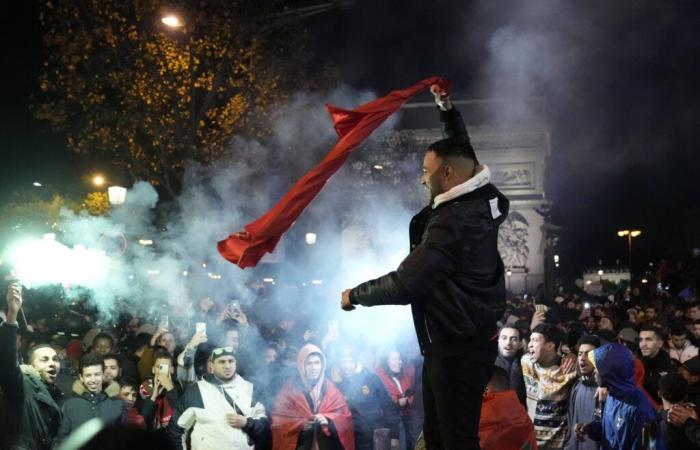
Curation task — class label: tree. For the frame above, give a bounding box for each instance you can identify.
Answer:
[83,191,111,216]
[34,0,313,197]
[0,191,81,246]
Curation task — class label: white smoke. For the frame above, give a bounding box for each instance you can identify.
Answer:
[4,83,424,348]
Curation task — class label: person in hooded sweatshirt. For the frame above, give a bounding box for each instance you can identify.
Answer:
[271,343,354,450]
[575,342,664,450]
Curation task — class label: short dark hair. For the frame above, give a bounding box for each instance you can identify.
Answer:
[693,319,700,326]
[102,353,120,365]
[118,377,139,391]
[577,335,602,350]
[532,324,563,349]
[671,323,689,337]
[79,353,104,374]
[152,349,173,364]
[92,332,115,347]
[428,136,477,162]
[499,325,521,338]
[640,325,666,341]
[131,333,151,352]
[659,373,688,403]
[27,344,55,364]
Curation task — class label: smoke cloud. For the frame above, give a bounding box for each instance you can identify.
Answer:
[4,83,421,351]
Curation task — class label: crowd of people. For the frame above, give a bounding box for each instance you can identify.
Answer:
[1,255,698,450]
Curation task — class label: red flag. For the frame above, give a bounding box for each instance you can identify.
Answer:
[218,76,452,268]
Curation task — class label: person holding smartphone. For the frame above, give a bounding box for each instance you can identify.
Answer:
[139,349,182,430]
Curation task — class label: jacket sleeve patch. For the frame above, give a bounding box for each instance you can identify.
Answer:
[489,197,502,219]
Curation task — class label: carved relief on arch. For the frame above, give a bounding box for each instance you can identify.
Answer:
[498,211,530,269]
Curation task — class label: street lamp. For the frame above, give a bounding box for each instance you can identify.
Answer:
[617,229,642,274]
[92,174,106,187]
[506,269,512,290]
[597,269,604,283]
[161,14,183,28]
[107,186,127,206]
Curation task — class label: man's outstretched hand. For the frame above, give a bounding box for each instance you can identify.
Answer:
[430,84,452,111]
[5,280,22,325]
[341,289,355,311]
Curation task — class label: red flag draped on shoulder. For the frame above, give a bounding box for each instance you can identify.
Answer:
[218,76,452,268]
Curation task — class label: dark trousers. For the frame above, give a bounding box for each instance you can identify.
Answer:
[422,345,496,450]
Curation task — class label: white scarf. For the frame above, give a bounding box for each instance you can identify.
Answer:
[432,165,491,209]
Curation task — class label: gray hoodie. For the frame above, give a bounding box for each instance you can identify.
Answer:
[564,377,599,450]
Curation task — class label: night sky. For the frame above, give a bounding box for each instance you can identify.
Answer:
[2,1,699,280]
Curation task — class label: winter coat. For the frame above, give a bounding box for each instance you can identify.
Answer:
[587,343,664,450]
[641,349,675,404]
[0,323,63,450]
[350,108,508,357]
[168,373,270,450]
[55,385,125,445]
[70,378,120,398]
[495,353,527,406]
[337,368,400,447]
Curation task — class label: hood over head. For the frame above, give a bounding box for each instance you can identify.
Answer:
[589,342,636,398]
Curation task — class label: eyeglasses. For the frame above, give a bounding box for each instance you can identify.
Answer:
[211,347,234,357]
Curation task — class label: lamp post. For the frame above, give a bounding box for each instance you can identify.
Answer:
[92,174,106,187]
[107,186,127,206]
[506,269,512,291]
[617,229,642,277]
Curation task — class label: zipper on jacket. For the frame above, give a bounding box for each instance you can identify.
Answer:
[424,315,433,344]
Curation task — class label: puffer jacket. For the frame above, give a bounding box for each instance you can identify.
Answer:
[0,323,63,450]
[349,108,508,356]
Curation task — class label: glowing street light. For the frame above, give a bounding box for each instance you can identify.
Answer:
[305,233,317,245]
[33,181,42,187]
[92,174,106,187]
[617,229,642,276]
[161,14,183,28]
[107,186,127,205]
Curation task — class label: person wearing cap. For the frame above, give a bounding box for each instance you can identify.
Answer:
[574,343,663,449]
[271,343,354,450]
[0,283,64,450]
[679,356,700,409]
[167,346,270,450]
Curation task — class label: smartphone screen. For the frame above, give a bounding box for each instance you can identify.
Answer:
[196,322,206,334]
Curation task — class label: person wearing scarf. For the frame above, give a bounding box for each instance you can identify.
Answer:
[375,350,418,450]
[271,344,354,450]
